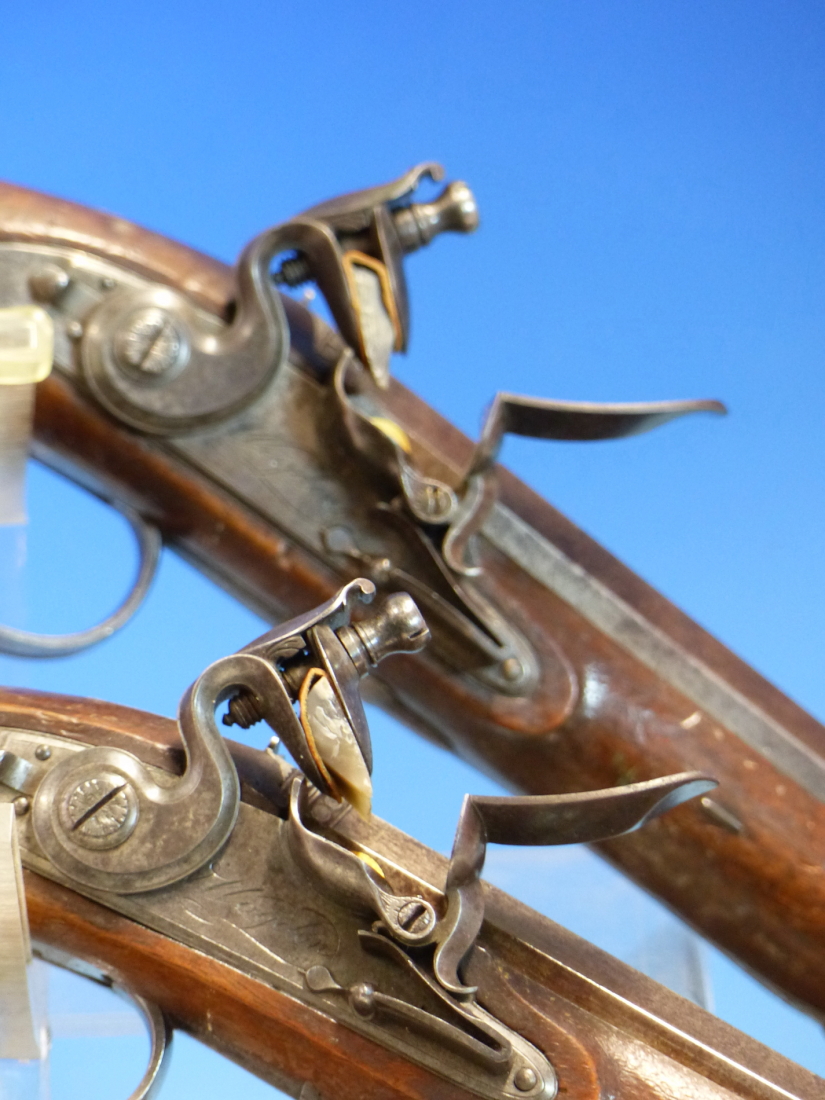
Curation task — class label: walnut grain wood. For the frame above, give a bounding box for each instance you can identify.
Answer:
[28,873,475,1100]
[7,686,821,1100]
[1,181,824,1015]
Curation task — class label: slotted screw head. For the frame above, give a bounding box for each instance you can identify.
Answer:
[59,771,138,850]
[114,307,188,379]
[396,899,432,935]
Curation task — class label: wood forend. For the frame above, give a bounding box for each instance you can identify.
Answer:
[0,181,823,1017]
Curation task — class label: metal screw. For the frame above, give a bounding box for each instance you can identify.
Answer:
[99,276,117,290]
[223,690,265,729]
[272,253,312,288]
[66,319,84,340]
[396,899,432,935]
[114,307,187,378]
[513,1066,539,1092]
[348,982,376,1018]
[34,745,51,761]
[61,774,138,848]
[28,265,71,304]
[13,795,30,817]
[501,657,522,682]
[411,481,453,521]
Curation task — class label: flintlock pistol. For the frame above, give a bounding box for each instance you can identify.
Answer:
[0,167,822,1017]
[0,582,821,1100]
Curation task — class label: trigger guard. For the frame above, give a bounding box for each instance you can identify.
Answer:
[124,989,172,1100]
[0,504,160,658]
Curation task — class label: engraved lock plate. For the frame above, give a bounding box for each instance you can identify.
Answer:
[7,730,556,1100]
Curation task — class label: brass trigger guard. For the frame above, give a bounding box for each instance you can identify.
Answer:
[0,502,161,658]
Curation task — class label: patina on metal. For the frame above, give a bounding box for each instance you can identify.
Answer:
[33,947,172,1100]
[2,584,718,1100]
[276,163,479,385]
[0,168,723,704]
[27,579,427,892]
[0,169,823,1037]
[0,501,160,659]
[79,224,290,434]
[333,349,724,694]
[10,746,711,1100]
[0,175,812,807]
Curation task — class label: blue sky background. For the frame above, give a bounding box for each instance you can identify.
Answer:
[0,0,824,1093]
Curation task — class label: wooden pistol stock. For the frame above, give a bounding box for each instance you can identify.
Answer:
[1,677,820,1100]
[0,169,823,1019]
